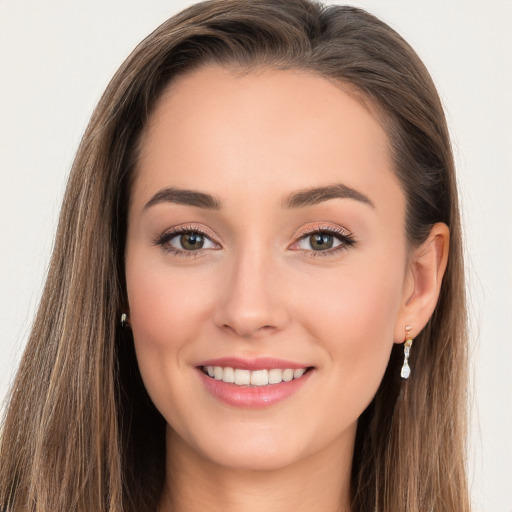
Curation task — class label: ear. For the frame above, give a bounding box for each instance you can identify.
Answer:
[393,222,450,342]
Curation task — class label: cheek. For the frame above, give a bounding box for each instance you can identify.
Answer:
[124,253,216,405]
[126,254,214,342]
[128,268,193,349]
[300,260,402,340]
[295,259,405,410]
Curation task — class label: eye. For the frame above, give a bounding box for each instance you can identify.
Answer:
[169,231,214,251]
[290,225,356,256]
[296,232,341,251]
[154,227,219,255]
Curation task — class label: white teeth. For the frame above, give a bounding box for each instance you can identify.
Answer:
[268,368,283,384]
[223,366,235,383]
[204,366,308,386]
[293,368,305,378]
[282,369,294,382]
[250,369,269,386]
[234,369,251,385]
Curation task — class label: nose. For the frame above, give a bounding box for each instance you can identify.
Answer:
[212,246,290,339]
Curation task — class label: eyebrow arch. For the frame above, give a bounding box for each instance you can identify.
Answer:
[144,187,221,211]
[282,183,375,209]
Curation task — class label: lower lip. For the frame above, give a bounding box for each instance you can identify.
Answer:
[198,369,313,408]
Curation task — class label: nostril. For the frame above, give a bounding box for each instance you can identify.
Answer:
[220,323,277,338]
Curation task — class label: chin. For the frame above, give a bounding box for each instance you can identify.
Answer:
[205,442,304,472]
[174,421,310,472]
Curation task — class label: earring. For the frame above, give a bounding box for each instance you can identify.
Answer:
[400,325,413,379]
[120,313,130,328]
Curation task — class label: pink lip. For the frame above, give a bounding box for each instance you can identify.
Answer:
[196,358,314,408]
[197,357,309,371]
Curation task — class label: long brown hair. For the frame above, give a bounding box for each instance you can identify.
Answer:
[0,1,470,511]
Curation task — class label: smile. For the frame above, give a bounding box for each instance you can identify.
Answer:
[197,360,315,408]
[202,366,308,386]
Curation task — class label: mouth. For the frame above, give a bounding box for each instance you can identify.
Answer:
[196,359,315,408]
[200,365,313,386]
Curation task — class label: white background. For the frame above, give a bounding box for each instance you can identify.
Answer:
[0,2,511,511]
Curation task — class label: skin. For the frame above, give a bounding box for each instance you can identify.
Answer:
[124,65,449,512]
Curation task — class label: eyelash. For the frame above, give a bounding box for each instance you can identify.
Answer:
[293,224,356,258]
[153,224,357,258]
[153,225,217,258]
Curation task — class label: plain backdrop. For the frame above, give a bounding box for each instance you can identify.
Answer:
[0,1,511,511]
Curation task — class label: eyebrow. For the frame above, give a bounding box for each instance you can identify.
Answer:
[144,187,221,210]
[143,183,374,211]
[282,183,374,209]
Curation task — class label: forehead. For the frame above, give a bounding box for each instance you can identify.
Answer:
[133,65,402,214]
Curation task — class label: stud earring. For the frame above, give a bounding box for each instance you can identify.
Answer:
[400,325,413,379]
[120,313,130,328]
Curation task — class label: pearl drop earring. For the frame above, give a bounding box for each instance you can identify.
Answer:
[400,325,413,379]
[120,313,130,328]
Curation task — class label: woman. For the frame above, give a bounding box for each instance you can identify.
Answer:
[0,1,470,511]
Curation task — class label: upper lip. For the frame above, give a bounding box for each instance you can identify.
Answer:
[196,357,312,371]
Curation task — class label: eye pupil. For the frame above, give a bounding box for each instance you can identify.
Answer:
[180,232,204,250]
[310,233,333,250]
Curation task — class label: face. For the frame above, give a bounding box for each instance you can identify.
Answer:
[125,66,410,471]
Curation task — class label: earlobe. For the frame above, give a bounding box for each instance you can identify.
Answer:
[394,222,450,342]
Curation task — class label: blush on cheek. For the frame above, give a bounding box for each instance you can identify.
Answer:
[128,286,195,421]
[126,262,218,396]
[128,260,208,337]
[298,269,401,389]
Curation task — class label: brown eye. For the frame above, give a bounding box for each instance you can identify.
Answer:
[179,232,204,250]
[158,230,218,253]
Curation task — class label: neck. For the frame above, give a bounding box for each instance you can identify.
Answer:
[158,425,355,512]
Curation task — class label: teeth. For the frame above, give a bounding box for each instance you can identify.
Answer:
[250,369,268,386]
[282,369,294,382]
[223,366,235,383]
[234,369,250,385]
[203,366,308,386]
[268,368,283,384]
